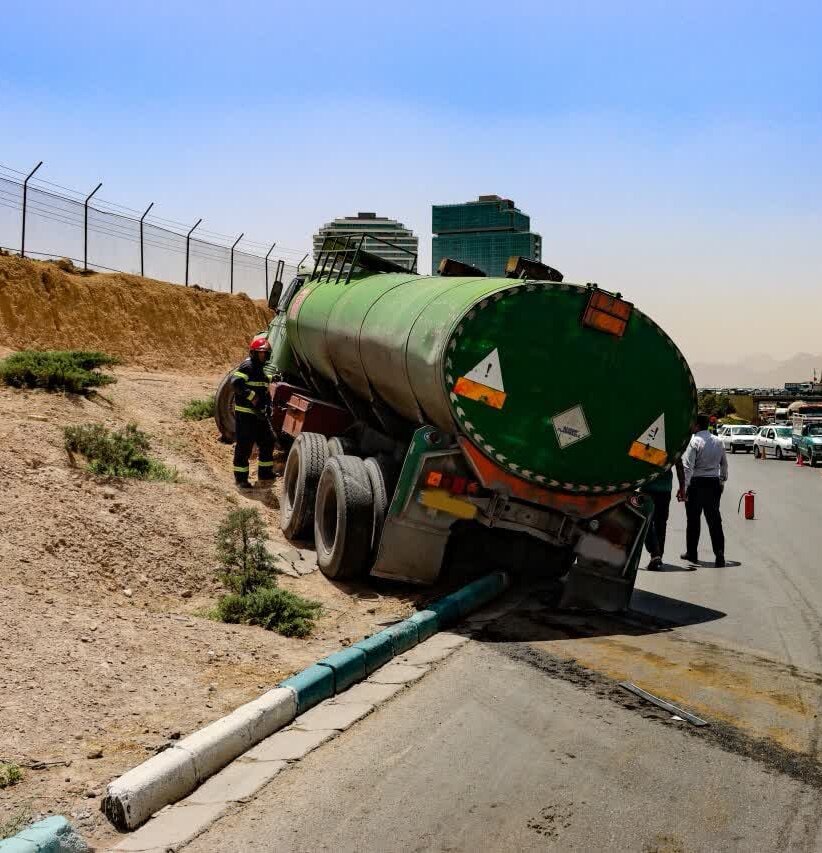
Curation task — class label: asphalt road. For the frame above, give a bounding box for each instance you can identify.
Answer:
[185,451,822,852]
[187,639,821,852]
[633,451,822,671]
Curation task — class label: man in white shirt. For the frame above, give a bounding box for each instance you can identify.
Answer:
[681,412,729,568]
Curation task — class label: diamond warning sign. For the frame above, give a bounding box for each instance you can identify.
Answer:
[552,404,591,449]
[629,413,668,467]
[453,348,507,410]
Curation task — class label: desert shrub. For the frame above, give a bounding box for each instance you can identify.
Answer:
[215,507,278,595]
[212,507,321,637]
[63,422,176,480]
[0,349,119,394]
[214,587,321,637]
[0,808,31,841]
[182,396,216,421]
[0,763,22,790]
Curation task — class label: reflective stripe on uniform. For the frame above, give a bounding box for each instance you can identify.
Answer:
[234,405,256,414]
[247,391,256,401]
[233,465,250,472]
[258,460,274,468]
[233,371,249,380]
[246,381,268,387]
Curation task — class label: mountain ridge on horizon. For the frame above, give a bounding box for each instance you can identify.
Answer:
[692,352,822,389]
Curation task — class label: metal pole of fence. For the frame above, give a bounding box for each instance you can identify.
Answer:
[264,242,276,300]
[185,218,203,286]
[20,161,43,258]
[139,202,154,277]
[83,182,103,271]
[230,233,244,294]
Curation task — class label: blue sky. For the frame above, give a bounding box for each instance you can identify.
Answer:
[1,0,820,364]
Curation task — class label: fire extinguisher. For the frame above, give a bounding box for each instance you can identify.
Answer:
[738,490,755,520]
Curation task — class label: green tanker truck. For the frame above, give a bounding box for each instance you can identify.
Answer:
[215,236,697,611]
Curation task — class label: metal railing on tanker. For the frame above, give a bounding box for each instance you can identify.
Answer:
[0,161,306,301]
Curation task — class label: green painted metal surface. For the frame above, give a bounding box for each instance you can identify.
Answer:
[285,273,696,494]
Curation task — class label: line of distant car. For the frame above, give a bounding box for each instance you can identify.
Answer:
[717,421,822,465]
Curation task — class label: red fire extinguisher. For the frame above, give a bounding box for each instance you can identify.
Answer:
[738,490,755,520]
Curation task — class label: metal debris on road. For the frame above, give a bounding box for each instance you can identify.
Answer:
[618,681,709,727]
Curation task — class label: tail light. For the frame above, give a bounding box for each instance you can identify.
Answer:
[424,470,481,497]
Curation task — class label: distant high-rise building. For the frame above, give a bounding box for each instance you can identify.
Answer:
[431,195,542,277]
[313,212,418,271]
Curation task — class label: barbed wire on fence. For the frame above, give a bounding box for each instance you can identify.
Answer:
[0,162,309,301]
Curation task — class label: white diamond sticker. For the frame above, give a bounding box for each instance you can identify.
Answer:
[463,348,504,392]
[552,404,591,449]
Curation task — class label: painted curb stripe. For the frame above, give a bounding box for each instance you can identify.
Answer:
[102,572,510,834]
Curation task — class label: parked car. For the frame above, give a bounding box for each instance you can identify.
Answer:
[718,424,756,453]
[753,425,795,460]
[792,416,822,466]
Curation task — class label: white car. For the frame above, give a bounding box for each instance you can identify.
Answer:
[753,425,795,460]
[718,424,757,453]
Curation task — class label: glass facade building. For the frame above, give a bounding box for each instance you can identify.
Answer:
[313,212,418,271]
[431,195,541,276]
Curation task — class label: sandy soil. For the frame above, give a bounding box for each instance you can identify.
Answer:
[0,363,421,847]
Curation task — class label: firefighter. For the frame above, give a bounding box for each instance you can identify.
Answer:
[231,336,275,488]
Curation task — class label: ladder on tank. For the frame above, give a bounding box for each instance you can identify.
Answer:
[311,234,417,284]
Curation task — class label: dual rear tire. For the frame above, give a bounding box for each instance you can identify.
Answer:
[280,433,390,580]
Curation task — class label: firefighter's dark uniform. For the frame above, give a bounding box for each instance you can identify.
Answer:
[231,357,275,485]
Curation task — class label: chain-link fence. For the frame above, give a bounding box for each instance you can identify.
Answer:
[0,163,307,301]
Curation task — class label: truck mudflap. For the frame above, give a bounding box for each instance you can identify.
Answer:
[560,494,653,612]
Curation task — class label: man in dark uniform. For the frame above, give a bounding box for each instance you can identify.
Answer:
[231,336,275,489]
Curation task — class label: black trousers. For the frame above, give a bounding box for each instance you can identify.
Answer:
[233,412,275,483]
[685,477,725,558]
[643,490,671,559]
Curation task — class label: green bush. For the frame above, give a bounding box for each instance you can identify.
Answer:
[216,507,278,596]
[214,587,321,637]
[212,507,321,637]
[0,349,119,394]
[64,422,176,480]
[182,396,216,421]
[0,763,22,789]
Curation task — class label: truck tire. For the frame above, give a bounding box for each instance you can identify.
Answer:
[364,456,389,558]
[314,455,374,580]
[730,445,736,454]
[753,445,761,459]
[215,366,239,443]
[327,436,356,458]
[280,432,328,540]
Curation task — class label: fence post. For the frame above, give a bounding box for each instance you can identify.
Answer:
[264,242,276,300]
[20,161,43,258]
[83,182,103,271]
[185,218,202,286]
[139,202,154,277]
[230,233,244,294]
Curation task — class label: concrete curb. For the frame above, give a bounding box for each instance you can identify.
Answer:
[102,571,509,832]
[0,816,89,852]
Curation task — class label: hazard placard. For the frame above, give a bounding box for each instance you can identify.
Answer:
[453,348,507,409]
[629,413,668,466]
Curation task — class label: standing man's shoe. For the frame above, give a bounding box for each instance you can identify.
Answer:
[647,557,663,571]
[715,555,726,568]
[680,552,698,563]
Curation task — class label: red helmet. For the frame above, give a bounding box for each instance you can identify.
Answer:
[249,335,272,353]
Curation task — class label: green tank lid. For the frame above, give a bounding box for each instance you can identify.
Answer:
[444,280,696,494]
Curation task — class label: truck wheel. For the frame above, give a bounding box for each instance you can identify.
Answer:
[215,366,239,443]
[280,432,328,540]
[314,455,373,579]
[364,456,389,558]
[327,436,356,458]
[730,445,736,454]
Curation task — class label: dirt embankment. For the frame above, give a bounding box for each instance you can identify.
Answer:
[0,254,271,370]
